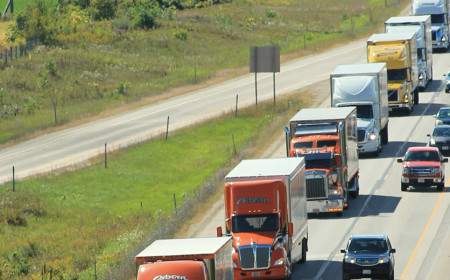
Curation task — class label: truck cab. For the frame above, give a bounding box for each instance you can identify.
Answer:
[412,0,450,50]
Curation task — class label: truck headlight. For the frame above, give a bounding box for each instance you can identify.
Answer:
[436,120,443,125]
[378,257,390,264]
[274,257,285,266]
[430,138,436,146]
[447,80,450,85]
[402,167,410,175]
[344,255,355,264]
[368,133,377,141]
[419,73,424,80]
[442,35,447,42]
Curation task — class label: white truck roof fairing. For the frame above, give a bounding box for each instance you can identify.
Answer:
[225,157,305,179]
[135,237,232,261]
[289,107,356,123]
[385,15,432,24]
[386,25,423,47]
[332,63,386,76]
[332,76,379,103]
[367,32,417,43]
[412,0,449,15]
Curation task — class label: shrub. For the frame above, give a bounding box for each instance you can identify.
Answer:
[173,28,188,40]
[6,212,28,226]
[265,8,277,18]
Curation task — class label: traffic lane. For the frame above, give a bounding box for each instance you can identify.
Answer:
[291,83,446,279]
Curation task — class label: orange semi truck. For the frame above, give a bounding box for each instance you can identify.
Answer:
[134,236,233,280]
[219,158,308,279]
[285,107,359,216]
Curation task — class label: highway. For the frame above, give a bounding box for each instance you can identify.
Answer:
[185,50,450,279]
[1,7,449,280]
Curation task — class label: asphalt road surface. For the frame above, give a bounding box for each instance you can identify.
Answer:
[185,50,450,279]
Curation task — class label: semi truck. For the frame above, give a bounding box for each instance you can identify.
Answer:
[385,15,433,90]
[286,107,359,215]
[412,0,450,51]
[134,236,233,280]
[330,63,389,156]
[367,32,419,114]
[219,158,308,279]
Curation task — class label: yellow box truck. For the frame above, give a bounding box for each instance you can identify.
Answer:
[367,32,419,114]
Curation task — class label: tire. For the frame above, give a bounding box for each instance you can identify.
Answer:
[437,182,444,192]
[382,124,389,145]
[299,238,307,263]
[414,88,419,104]
[401,183,408,191]
[337,211,343,217]
[388,269,394,280]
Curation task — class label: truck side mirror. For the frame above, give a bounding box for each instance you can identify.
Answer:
[216,226,223,237]
[397,158,403,163]
[443,158,448,163]
[288,222,294,238]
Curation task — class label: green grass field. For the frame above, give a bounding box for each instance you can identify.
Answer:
[0,0,411,278]
[0,0,409,146]
[0,95,309,279]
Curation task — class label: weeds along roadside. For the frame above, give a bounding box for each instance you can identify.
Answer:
[0,0,409,147]
[0,91,312,279]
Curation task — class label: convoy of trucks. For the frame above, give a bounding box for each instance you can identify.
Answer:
[385,15,433,90]
[411,0,450,50]
[330,63,389,156]
[286,107,359,215]
[219,157,308,279]
[134,237,233,280]
[131,4,448,280]
[367,32,419,113]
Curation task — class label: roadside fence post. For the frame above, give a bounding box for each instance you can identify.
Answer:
[165,72,168,87]
[235,94,238,117]
[166,116,170,140]
[232,134,237,155]
[12,166,15,192]
[173,193,177,212]
[104,143,107,168]
[194,66,197,84]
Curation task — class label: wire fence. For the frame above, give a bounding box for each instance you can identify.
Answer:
[0,38,40,65]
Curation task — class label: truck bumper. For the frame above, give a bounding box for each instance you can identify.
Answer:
[388,103,412,112]
[432,41,448,50]
[358,140,378,154]
[234,266,288,279]
[401,176,443,187]
[307,199,343,214]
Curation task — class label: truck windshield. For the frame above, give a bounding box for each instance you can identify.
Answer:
[387,69,407,80]
[232,214,279,233]
[431,14,445,24]
[293,142,313,149]
[404,151,440,161]
[355,105,373,119]
[305,158,333,169]
[317,140,336,147]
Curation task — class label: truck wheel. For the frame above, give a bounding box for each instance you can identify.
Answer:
[414,89,419,104]
[437,183,444,192]
[382,124,389,145]
[299,238,307,263]
[336,211,343,217]
[401,183,408,191]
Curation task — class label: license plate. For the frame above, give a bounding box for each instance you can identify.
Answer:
[363,269,371,275]
[418,178,425,183]
[443,146,449,150]
[252,272,260,277]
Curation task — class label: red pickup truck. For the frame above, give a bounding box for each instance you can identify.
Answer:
[397,147,447,192]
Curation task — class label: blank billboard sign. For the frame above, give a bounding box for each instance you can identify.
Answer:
[250,46,280,73]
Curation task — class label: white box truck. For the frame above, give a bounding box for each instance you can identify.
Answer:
[385,15,433,90]
[330,63,389,157]
[135,237,233,280]
[411,0,450,50]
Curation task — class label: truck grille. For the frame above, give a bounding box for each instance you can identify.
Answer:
[410,166,434,175]
[432,32,436,41]
[357,129,366,142]
[356,258,378,266]
[306,177,327,199]
[239,245,270,269]
[388,90,398,102]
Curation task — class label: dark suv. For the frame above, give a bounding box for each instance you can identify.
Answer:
[341,234,395,280]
